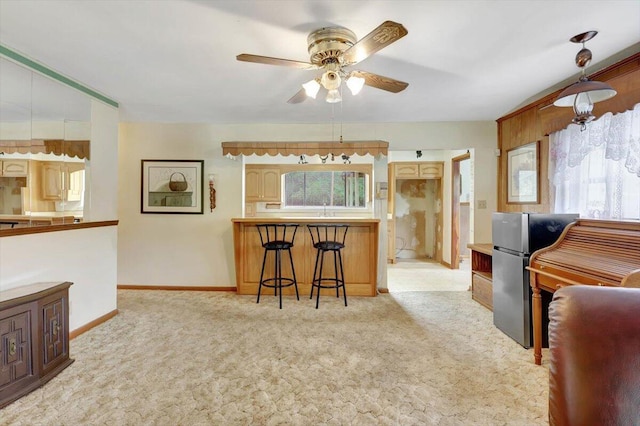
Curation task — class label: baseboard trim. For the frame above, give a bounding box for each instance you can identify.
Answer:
[70,309,118,340]
[378,288,389,294]
[440,260,452,269]
[117,285,237,292]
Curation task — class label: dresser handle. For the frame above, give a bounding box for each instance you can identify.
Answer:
[52,319,59,336]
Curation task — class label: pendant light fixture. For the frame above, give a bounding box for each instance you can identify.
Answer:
[554,31,617,130]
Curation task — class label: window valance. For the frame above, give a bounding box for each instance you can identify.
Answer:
[221,141,388,157]
[0,140,90,160]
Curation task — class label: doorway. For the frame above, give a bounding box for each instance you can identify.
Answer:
[451,152,471,270]
[394,178,439,260]
[387,161,444,265]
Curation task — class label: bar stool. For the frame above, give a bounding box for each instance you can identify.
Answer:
[307,223,349,309]
[256,223,300,309]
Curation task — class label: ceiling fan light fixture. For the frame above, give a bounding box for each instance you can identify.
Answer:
[321,71,341,90]
[302,79,321,99]
[553,30,617,130]
[326,89,342,103]
[346,75,365,95]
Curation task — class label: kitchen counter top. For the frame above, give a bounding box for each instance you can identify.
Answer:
[232,217,379,223]
[0,214,79,226]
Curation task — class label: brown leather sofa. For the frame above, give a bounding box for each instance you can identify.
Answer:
[547,285,640,425]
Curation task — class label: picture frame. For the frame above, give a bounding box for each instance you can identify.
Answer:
[507,141,539,204]
[141,159,204,214]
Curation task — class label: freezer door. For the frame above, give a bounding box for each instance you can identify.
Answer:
[492,248,531,347]
[492,213,527,253]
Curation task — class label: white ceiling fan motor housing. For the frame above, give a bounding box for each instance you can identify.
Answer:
[307,27,357,66]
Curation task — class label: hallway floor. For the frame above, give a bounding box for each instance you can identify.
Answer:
[387,257,471,292]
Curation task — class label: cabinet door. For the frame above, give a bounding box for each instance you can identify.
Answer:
[245,169,261,201]
[394,163,419,178]
[0,307,34,392]
[419,163,443,178]
[40,293,69,375]
[245,168,281,202]
[41,163,63,200]
[1,160,28,177]
[261,169,281,201]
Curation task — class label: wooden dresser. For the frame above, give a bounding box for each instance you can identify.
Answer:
[0,281,74,408]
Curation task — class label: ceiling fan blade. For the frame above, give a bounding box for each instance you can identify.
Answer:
[341,21,408,65]
[351,70,408,93]
[236,54,319,70]
[287,88,308,104]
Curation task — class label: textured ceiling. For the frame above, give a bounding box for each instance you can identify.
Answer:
[0,0,639,124]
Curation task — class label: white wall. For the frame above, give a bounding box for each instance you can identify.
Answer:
[0,226,118,331]
[0,100,119,332]
[117,121,496,288]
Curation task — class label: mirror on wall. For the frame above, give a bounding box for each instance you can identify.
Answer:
[0,56,91,229]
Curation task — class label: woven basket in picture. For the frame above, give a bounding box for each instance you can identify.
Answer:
[169,172,188,191]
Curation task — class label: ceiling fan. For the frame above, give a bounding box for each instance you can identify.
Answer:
[236,21,409,104]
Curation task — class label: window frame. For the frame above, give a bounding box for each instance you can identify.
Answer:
[279,164,373,210]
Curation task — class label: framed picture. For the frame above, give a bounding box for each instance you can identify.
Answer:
[141,160,204,214]
[507,141,539,204]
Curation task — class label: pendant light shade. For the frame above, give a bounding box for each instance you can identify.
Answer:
[554,31,616,130]
[554,78,616,107]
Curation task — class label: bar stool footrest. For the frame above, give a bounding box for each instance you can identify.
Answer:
[260,278,297,289]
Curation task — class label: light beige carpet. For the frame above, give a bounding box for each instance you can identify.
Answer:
[1,290,549,425]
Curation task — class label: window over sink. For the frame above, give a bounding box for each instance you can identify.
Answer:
[284,170,367,208]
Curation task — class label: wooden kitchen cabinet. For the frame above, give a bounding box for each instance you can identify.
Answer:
[419,163,443,178]
[0,282,73,409]
[40,162,85,201]
[393,162,443,179]
[1,160,28,177]
[394,163,420,178]
[245,166,281,202]
[41,162,63,200]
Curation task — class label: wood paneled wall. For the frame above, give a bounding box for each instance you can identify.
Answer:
[497,52,640,213]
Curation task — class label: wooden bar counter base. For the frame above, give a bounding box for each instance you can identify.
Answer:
[232,218,380,297]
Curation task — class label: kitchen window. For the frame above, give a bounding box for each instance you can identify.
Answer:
[283,170,368,208]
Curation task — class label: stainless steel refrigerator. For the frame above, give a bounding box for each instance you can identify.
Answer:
[492,212,578,348]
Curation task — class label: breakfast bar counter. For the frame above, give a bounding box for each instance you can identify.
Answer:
[232,217,380,296]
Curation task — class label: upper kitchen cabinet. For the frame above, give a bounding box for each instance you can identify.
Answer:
[38,161,85,201]
[1,159,28,176]
[245,166,281,202]
[393,162,443,179]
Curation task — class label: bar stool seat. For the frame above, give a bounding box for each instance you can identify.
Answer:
[307,223,349,309]
[256,223,300,309]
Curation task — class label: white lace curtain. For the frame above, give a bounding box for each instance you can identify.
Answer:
[549,103,640,220]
